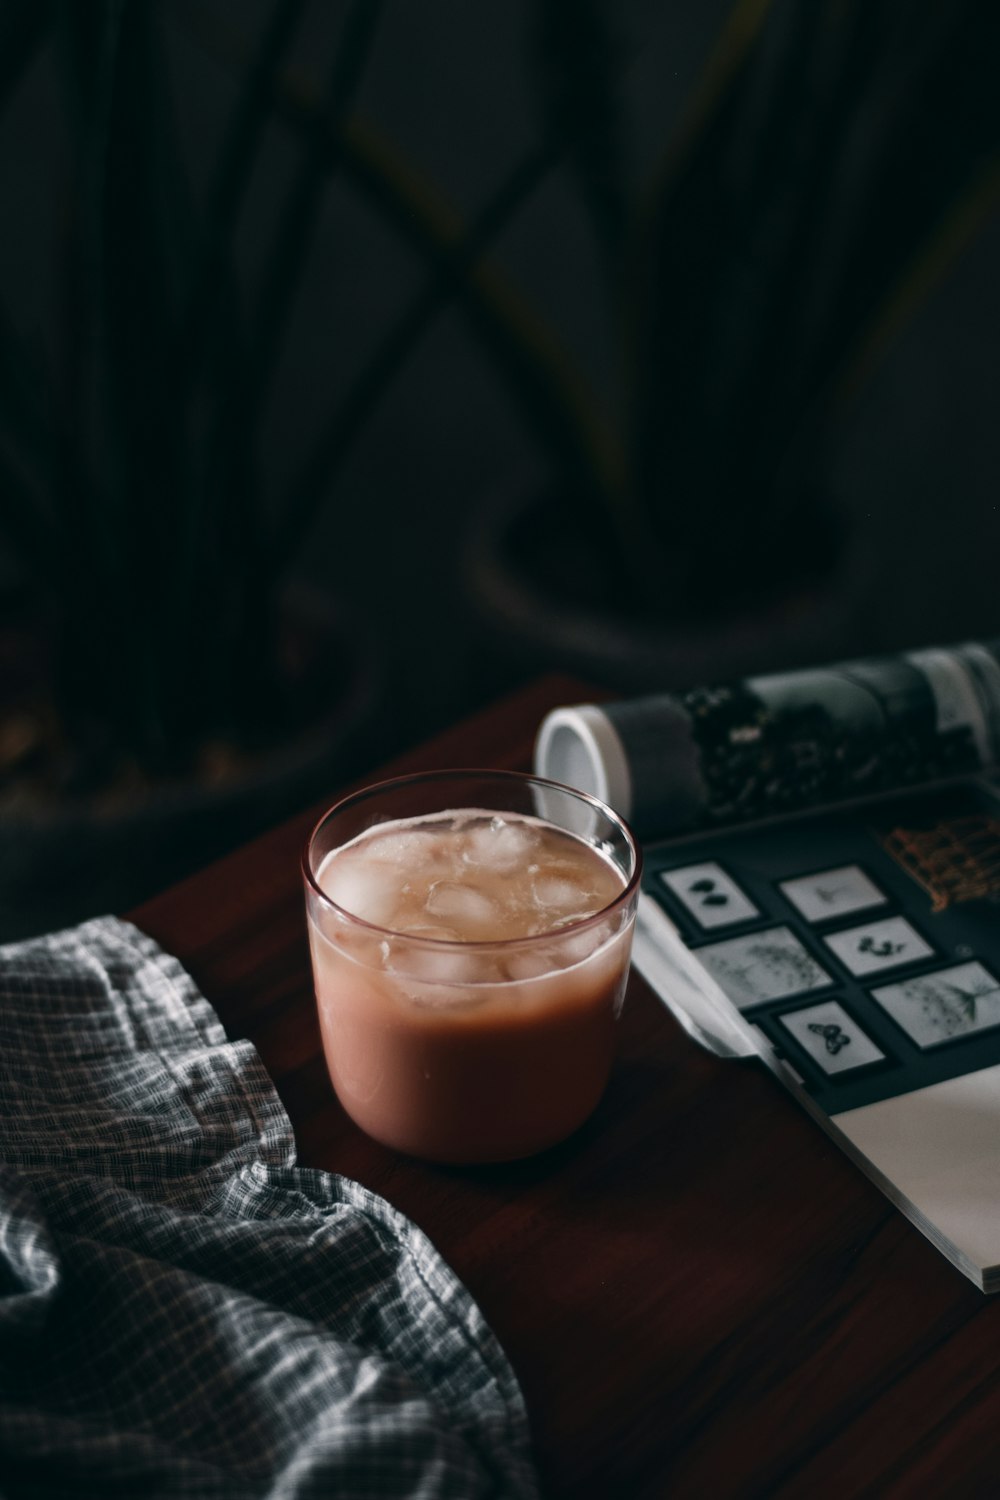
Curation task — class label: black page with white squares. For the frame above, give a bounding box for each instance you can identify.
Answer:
[645,783,1000,1117]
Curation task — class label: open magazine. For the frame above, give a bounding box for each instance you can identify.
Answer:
[535,644,1000,1293]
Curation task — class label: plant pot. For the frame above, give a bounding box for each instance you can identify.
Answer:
[464,484,878,695]
[0,588,381,943]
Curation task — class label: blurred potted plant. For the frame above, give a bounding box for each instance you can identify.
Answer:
[5,0,999,936]
[0,0,484,936]
[458,0,1000,690]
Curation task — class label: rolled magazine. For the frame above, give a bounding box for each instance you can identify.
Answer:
[534,642,1000,839]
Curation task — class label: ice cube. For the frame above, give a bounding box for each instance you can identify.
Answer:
[462,816,538,872]
[408,985,490,1011]
[552,921,608,967]
[387,938,503,1001]
[389,943,473,986]
[396,924,462,942]
[425,880,499,931]
[531,874,591,913]
[363,828,439,865]
[503,949,556,982]
[319,855,398,927]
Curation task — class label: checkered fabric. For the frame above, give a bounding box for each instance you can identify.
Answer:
[0,917,538,1498]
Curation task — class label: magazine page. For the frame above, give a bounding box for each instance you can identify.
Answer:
[536,641,1000,1291]
[633,777,1000,1291]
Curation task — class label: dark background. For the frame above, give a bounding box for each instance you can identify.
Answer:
[2,0,1000,939]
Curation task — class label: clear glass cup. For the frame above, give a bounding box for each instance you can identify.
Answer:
[303,768,641,1163]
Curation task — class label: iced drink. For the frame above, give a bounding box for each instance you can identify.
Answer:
[304,772,640,1163]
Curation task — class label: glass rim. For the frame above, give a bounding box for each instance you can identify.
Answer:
[302,766,642,950]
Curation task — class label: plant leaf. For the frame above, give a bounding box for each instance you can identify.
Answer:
[203,0,387,593]
[175,0,309,388]
[622,0,777,592]
[203,0,387,726]
[0,1,53,119]
[51,1,126,580]
[815,3,1000,403]
[265,105,619,558]
[530,0,629,276]
[842,150,1000,401]
[267,137,567,578]
[0,443,61,581]
[250,0,386,393]
[0,298,55,483]
[182,7,618,572]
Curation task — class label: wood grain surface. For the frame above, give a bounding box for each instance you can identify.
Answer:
[130,674,1000,1499]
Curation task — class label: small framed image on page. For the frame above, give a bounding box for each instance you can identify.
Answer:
[779,865,888,924]
[697,927,832,1011]
[658,862,759,930]
[778,1000,886,1076]
[823,916,934,978]
[871,962,1000,1049]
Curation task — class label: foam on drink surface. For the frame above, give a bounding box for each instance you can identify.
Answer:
[316,809,625,946]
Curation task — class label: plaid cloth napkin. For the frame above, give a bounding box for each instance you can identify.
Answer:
[0,917,539,1499]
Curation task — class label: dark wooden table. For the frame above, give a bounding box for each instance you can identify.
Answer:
[131,675,1000,1499]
